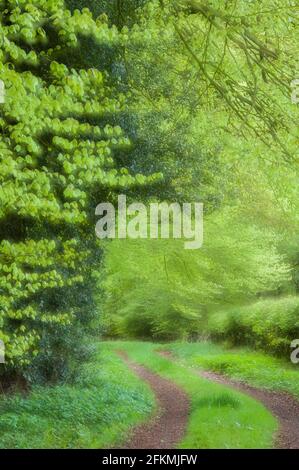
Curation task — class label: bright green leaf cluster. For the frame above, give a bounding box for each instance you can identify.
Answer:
[0,0,161,371]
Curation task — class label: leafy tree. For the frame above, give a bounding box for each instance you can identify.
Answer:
[102,208,290,340]
[168,0,298,161]
[109,0,299,212]
[0,0,160,381]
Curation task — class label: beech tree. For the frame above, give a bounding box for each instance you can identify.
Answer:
[0,0,160,380]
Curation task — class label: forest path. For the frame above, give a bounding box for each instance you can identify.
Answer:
[160,351,299,449]
[117,351,190,449]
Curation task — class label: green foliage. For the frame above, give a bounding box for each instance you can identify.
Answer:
[124,0,299,184]
[122,1,226,206]
[0,341,154,448]
[1,0,299,383]
[102,208,290,340]
[171,0,298,161]
[207,296,299,356]
[66,1,149,27]
[99,0,298,351]
[0,0,160,379]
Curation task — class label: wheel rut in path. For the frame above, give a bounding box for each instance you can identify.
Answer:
[117,351,190,449]
[159,350,299,449]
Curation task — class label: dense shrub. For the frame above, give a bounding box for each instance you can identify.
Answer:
[207,296,299,356]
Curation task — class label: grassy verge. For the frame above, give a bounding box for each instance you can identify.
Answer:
[111,341,277,449]
[164,341,299,399]
[0,342,154,449]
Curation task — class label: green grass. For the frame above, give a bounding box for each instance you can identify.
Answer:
[2,340,293,449]
[165,341,299,399]
[0,342,154,449]
[110,341,277,449]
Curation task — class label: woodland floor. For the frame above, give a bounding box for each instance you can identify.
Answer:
[159,350,299,449]
[115,344,299,450]
[1,341,298,449]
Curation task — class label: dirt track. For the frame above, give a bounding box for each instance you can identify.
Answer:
[117,350,299,449]
[160,350,299,449]
[117,351,189,449]
[199,368,299,449]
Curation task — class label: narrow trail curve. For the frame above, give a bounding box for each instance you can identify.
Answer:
[159,351,299,449]
[117,351,190,449]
